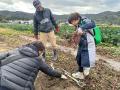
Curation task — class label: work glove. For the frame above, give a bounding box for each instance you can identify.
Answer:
[61,74,67,79]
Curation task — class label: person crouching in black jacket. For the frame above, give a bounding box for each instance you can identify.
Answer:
[0,41,67,90]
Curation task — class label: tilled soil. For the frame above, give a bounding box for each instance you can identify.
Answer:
[96,46,120,62]
[57,39,120,62]
[0,34,119,90]
[35,50,120,90]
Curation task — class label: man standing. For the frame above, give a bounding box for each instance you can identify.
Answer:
[33,0,60,61]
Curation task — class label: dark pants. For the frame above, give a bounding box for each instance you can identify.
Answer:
[0,87,11,90]
[76,51,83,72]
[76,37,90,72]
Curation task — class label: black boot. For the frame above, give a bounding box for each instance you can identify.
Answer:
[42,51,46,62]
[52,49,58,61]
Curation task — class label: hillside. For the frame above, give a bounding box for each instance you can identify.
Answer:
[0,10,120,24]
[0,10,33,20]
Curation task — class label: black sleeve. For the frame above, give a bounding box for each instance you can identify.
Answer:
[0,52,9,67]
[33,14,39,35]
[39,59,61,78]
[0,52,9,60]
[0,48,19,61]
[49,9,58,28]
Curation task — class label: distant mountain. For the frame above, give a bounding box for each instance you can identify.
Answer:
[0,10,68,21]
[0,10,120,25]
[84,11,120,25]
[0,10,33,20]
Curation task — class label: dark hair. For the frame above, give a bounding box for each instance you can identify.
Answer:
[68,12,81,24]
[26,41,45,52]
[32,41,45,51]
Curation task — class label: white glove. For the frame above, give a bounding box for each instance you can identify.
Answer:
[61,75,67,79]
[50,63,55,70]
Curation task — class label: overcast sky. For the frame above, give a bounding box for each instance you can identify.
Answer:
[0,0,120,15]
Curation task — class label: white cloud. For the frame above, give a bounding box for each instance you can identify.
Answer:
[0,0,120,15]
[13,1,34,13]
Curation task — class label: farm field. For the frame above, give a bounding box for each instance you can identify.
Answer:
[0,23,120,90]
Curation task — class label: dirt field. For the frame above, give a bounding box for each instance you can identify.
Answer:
[0,30,120,90]
[34,50,120,90]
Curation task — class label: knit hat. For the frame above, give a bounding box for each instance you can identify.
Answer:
[33,0,41,9]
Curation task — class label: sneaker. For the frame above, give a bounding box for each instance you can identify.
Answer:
[84,68,90,76]
[72,72,84,79]
[52,49,58,61]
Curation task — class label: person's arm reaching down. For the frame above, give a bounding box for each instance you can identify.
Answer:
[39,58,61,78]
[49,9,60,32]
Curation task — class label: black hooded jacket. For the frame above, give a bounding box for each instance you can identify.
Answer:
[0,45,61,90]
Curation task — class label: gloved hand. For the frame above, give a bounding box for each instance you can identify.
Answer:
[55,26,60,33]
[34,35,39,40]
[61,74,67,79]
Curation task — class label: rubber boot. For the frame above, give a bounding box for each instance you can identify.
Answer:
[42,51,46,62]
[52,49,58,61]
